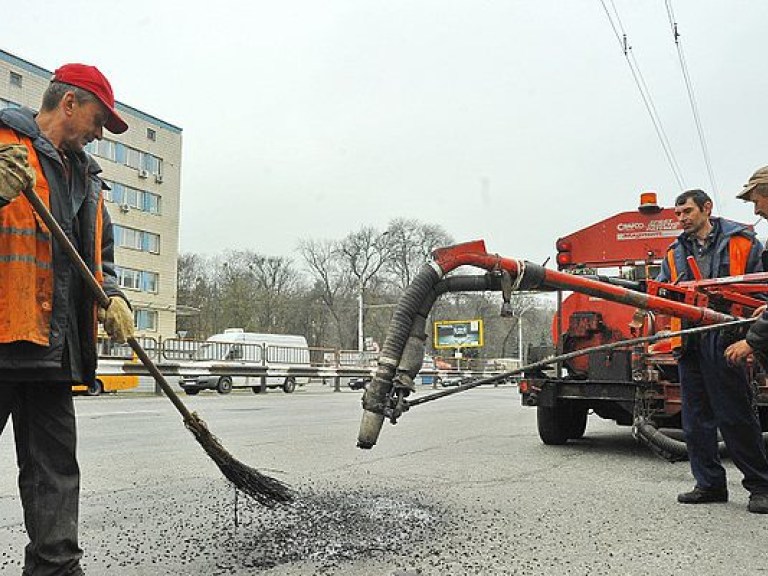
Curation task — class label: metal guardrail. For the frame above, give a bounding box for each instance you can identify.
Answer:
[94,337,512,391]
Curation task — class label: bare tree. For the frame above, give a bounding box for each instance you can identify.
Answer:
[338,226,390,291]
[298,238,354,347]
[176,253,214,338]
[384,218,454,292]
[338,226,392,350]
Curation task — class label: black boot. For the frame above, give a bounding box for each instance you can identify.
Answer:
[677,486,728,504]
[748,493,768,514]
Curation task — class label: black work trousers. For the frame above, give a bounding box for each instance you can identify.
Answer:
[0,382,84,576]
[678,332,768,495]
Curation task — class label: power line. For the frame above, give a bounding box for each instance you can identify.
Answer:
[664,0,720,207]
[599,0,686,190]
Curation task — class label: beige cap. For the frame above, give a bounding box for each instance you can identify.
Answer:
[737,165,768,200]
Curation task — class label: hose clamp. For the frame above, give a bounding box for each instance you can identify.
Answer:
[510,259,526,292]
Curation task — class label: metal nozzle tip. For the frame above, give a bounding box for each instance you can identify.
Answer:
[357,410,385,450]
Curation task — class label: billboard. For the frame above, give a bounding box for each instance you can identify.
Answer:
[433,319,484,349]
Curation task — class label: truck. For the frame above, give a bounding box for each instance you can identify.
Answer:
[513,193,768,453]
[179,329,310,395]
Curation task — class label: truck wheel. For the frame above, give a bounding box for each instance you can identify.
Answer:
[184,389,200,396]
[86,380,103,397]
[537,405,569,445]
[283,377,296,393]
[251,386,264,394]
[216,377,233,395]
[566,407,588,440]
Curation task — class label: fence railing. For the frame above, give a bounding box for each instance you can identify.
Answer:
[95,337,513,386]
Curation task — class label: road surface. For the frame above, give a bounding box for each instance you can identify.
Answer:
[2,383,766,575]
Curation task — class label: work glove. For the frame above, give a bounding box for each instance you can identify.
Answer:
[0,144,35,203]
[98,296,134,344]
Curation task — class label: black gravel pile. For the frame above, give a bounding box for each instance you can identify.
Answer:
[217,484,440,573]
[64,478,443,575]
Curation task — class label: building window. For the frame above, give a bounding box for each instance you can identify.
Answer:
[103,180,162,215]
[87,137,163,176]
[115,266,159,294]
[116,266,141,290]
[113,225,161,254]
[9,72,22,88]
[147,128,156,141]
[134,309,158,331]
[142,271,159,293]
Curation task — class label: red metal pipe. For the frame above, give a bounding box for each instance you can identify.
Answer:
[431,241,736,326]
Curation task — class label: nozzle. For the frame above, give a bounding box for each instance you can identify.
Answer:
[357,409,385,449]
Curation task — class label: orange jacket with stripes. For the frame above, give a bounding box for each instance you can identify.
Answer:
[0,107,124,383]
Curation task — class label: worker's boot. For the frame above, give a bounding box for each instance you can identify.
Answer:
[748,493,768,514]
[677,486,728,504]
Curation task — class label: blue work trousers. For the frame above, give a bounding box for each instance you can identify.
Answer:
[678,332,768,494]
[0,382,84,576]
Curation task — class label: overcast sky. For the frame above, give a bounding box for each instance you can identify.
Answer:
[4,1,768,266]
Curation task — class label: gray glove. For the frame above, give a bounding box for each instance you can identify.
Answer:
[98,296,135,344]
[0,144,35,202]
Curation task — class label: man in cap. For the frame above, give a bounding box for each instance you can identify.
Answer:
[725,169,768,480]
[658,188,768,514]
[725,166,768,365]
[0,63,135,574]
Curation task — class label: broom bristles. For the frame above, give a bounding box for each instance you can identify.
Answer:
[185,412,294,507]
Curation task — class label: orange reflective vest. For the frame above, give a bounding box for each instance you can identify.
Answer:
[665,235,753,284]
[0,127,104,346]
[665,234,753,348]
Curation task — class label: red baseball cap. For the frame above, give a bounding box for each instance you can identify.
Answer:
[52,63,128,134]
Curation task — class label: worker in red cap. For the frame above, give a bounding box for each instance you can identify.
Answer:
[0,63,135,575]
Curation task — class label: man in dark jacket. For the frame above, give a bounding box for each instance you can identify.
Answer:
[658,188,768,514]
[0,64,135,575]
[726,166,768,366]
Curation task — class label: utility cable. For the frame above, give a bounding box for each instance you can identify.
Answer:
[404,316,757,410]
[598,0,686,190]
[664,0,720,207]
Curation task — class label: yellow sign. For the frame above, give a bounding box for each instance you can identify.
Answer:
[433,319,484,349]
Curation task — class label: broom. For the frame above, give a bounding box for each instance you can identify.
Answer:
[22,186,293,507]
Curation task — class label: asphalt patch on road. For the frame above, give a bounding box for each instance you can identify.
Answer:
[219,485,440,573]
[68,478,442,575]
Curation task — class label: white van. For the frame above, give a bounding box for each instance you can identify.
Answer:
[179,329,310,395]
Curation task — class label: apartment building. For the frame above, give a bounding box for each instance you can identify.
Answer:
[0,48,183,340]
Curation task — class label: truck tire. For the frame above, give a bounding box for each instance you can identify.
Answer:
[565,407,588,440]
[184,389,200,396]
[537,405,570,445]
[216,376,233,395]
[283,377,296,393]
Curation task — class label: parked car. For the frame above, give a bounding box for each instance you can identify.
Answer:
[179,329,310,395]
[348,377,370,391]
[441,375,473,388]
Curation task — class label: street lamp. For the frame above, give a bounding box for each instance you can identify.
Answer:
[358,282,364,352]
[356,230,390,353]
[516,300,536,367]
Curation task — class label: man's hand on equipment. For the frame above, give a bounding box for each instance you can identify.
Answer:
[753,304,767,318]
[725,339,754,365]
[0,144,35,202]
[99,297,134,344]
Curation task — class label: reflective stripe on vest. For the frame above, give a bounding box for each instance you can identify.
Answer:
[0,128,53,345]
